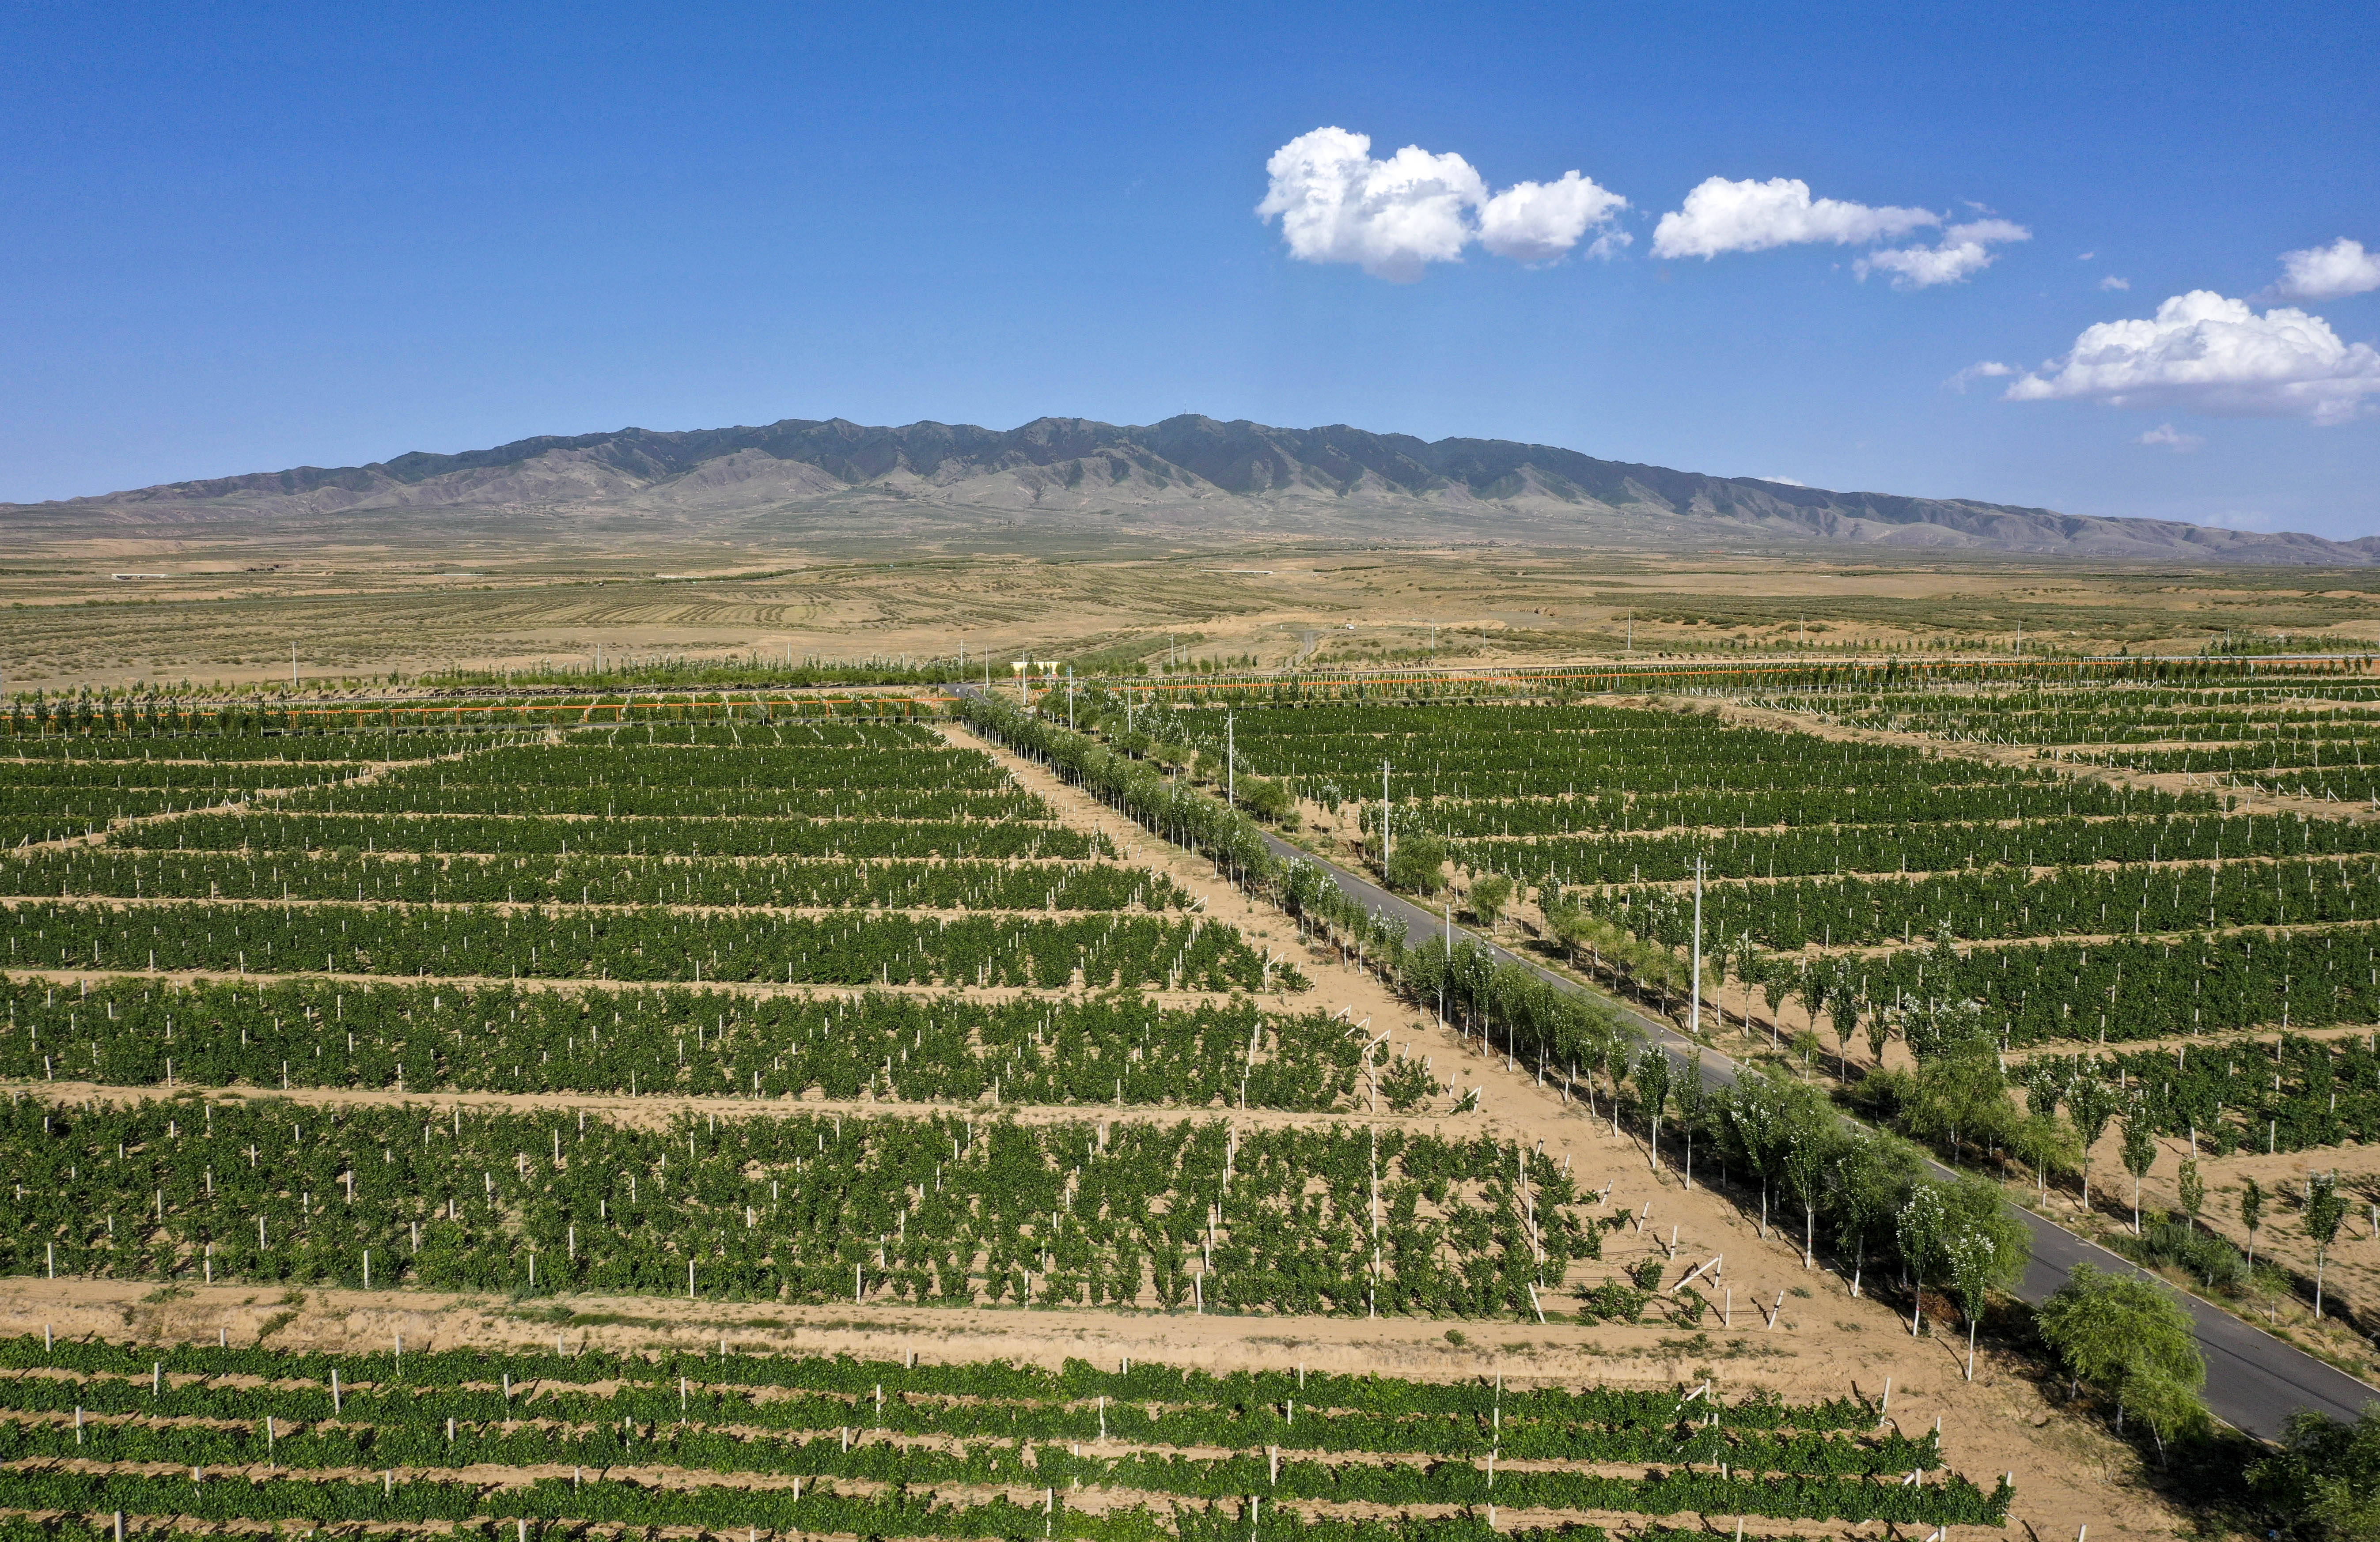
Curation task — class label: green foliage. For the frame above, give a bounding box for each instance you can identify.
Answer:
[1387,835,1451,895]
[2,1100,1596,1318]
[1238,775,1297,827]
[1,899,1274,990]
[0,1333,2007,1531]
[0,975,1366,1108]
[2177,1157,2205,1228]
[2131,1217,2248,1293]
[2307,1171,2349,1251]
[4,847,1177,909]
[2035,1263,2210,1445]
[2121,1114,2159,1228]
[1576,1279,1649,1323]
[2251,1403,2380,1542]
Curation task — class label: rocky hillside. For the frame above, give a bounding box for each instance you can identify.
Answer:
[9,413,2370,563]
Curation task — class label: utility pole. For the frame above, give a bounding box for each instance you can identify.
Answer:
[1226,712,1235,806]
[1689,857,1703,1039]
[291,645,299,690]
[1382,760,1392,869]
[1067,668,1075,729]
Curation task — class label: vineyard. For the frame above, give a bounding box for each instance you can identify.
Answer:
[0,687,2131,1540]
[1155,685,2380,1385]
[0,1334,2007,1540]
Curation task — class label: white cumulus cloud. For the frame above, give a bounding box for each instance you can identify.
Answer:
[1855,219,2031,290]
[1478,171,1630,263]
[2098,275,2131,291]
[1650,176,1937,259]
[1257,127,1625,281]
[2136,423,2204,451]
[2271,238,2380,302]
[1257,127,1483,282]
[2003,290,2380,424]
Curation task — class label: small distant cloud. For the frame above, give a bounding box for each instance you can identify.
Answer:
[2136,423,2204,451]
[1945,360,2016,392]
[2098,275,2130,291]
[2269,238,2380,302]
[1856,219,2031,290]
[2077,251,2096,261]
[2200,509,2278,531]
[1756,474,1807,486]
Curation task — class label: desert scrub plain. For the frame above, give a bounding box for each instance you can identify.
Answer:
[9,544,2380,690]
[0,681,2226,1542]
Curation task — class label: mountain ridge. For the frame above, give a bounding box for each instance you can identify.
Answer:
[11,412,2370,564]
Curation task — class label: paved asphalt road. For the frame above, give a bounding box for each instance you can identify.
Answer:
[1256,829,2379,1440]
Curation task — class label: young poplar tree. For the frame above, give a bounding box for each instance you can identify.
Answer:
[2306,1172,2347,1319]
[2068,1078,2122,1215]
[1829,988,1861,1079]
[1633,1049,1673,1175]
[1896,1183,1948,1338]
[2120,1114,2159,1235]
[1944,1227,1997,1382]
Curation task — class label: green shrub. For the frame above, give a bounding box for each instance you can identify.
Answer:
[2136,1218,2248,1293]
[2251,1404,2380,1542]
[1577,1280,1650,1323]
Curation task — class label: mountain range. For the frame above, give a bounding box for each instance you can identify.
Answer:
[9,414,2371,564]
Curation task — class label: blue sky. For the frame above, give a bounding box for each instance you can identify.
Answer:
[4,1,2376,537]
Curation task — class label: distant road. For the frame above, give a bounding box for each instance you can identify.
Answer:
[1256,828,2378,1440]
